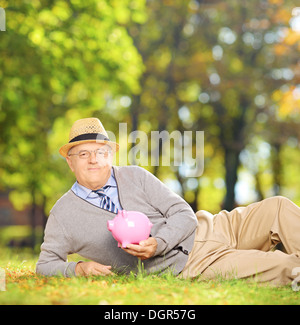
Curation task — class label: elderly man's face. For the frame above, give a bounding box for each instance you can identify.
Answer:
[66,142,113,190]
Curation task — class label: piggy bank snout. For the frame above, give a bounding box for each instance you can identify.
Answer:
[107,220,114,231]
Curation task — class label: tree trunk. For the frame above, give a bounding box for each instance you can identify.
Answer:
[30,188,37,250]
[271,143,282,196]
[223,147,240,211]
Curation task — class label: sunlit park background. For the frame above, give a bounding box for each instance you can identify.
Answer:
[0,0,300,279]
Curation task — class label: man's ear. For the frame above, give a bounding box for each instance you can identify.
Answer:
[66,156,75,172]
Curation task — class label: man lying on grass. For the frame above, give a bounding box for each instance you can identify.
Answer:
[36,118,300,285]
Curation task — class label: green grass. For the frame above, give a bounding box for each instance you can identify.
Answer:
[0,247,299,305]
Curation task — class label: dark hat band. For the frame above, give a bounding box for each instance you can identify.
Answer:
[69,133,110,143]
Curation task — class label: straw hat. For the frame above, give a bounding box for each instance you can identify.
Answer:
[59,118,119,157]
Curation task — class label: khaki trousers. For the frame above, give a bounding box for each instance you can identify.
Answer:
[180,196,300,285]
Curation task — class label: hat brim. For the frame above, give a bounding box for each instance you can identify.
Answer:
[59,139,119,158]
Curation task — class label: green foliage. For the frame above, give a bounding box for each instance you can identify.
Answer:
[0,0,300,220]
[0,0,146,212]
[127,0,300,211]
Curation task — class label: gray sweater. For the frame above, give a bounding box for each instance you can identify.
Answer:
[36,165,198,277]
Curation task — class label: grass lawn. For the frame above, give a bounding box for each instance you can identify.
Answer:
[0,247,299,305]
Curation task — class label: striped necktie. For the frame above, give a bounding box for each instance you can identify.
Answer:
[93,186,118,214]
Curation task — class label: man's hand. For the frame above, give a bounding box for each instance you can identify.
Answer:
[75,261,114,276]
[122,237,157,260]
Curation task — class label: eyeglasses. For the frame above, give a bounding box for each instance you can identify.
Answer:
[68,148,112,159]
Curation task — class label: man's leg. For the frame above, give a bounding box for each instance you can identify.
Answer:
[181,196,300,284]
[200,246,299,284]
[204,196,300,284]
[213,196,300,254]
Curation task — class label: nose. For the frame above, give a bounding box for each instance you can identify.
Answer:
[88,150,98,163]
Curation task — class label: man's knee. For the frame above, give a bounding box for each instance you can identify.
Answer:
[195,210,213,219]
[264,196,288,205]
[262,196,291,217]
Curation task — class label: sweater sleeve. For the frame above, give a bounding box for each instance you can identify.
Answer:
[36,213,78,277]
[140,167,198,256]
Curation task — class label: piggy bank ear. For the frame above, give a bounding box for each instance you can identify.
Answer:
[118,210,126,217]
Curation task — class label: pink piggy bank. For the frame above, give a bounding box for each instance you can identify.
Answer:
[107,210,153,248]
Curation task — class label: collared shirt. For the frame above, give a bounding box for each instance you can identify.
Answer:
[71,169,122,211]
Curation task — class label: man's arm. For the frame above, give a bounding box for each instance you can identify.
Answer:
[36,213,113,277]
[144,168,198,255]
[123,167,198,259]
[36,213,79,277]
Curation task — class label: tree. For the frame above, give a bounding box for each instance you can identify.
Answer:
[128,0,300,212]
[0,0,146,248]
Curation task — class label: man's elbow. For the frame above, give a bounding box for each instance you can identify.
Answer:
[35,261,48,276]
[35,260,59,277]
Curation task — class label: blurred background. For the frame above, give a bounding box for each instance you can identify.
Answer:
[0,0,299,251]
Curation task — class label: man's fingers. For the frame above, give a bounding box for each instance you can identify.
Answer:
[122,244,140,256]
[122,244,145,258]
[122,239,157,260]
[95,265,114,275]
[76,261,114,276]
[126,244,142,251]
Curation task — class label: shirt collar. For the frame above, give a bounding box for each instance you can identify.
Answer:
[71,168,117,199]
